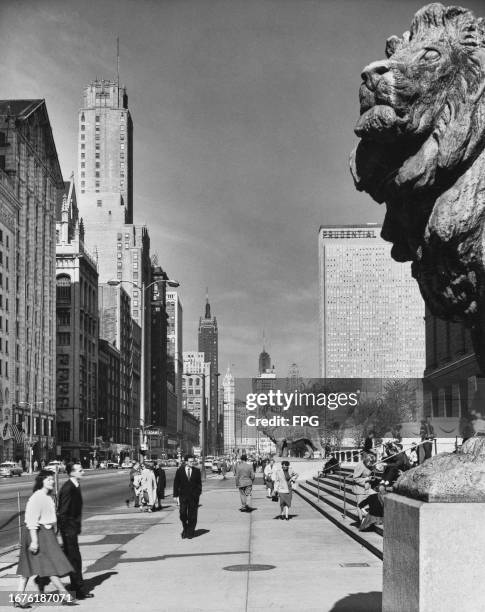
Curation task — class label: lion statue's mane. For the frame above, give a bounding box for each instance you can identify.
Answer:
[350,3,485,367]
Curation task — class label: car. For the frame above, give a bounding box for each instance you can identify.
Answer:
[211,461,221,474]
[106,461,119,469]
[142,459,156,468]
[98,461,107,469]
[120,461,134,470]
[204,457,214,469]
[0,461,23,477]
[167,459,177,467]
[46,461,66,473]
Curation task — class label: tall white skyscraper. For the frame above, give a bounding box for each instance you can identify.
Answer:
[318,224,425,378]
[222,366,235,452]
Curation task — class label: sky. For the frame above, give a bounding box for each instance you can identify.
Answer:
[2,0,483,378]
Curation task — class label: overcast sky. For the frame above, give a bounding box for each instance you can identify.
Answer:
[2,0,483,377]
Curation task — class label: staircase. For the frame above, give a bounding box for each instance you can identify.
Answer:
[295,465,383,560]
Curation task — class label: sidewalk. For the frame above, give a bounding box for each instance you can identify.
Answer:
[0,476,382,611]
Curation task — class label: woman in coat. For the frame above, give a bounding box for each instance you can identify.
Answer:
[15,470,75,607]
[273,461,298,520]
[140,463,157,511]
[154,460,166,510]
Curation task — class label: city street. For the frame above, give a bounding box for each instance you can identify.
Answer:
[0,475,382,611]
[0,468,178,552]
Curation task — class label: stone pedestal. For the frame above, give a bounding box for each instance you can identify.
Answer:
[383,494,485,612]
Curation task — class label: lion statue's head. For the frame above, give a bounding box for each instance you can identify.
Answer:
[351,4,485,361]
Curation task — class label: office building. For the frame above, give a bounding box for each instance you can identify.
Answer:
[166,291,183,434]
[55,178,99,461]
[198,295,219,454]
[222,366,235,453]
[318,224,425,378]
[0,100,62,465]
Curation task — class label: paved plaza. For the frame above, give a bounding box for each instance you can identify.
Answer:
[0,476,382,611]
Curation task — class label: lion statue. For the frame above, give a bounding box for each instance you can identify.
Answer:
[350,3,485,369]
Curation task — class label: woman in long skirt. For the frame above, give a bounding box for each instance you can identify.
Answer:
[15,470,75,608]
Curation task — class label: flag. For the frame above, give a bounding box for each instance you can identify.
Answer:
[10,424,25,444]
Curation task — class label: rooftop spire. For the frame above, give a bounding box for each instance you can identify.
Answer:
[205,287,211,319]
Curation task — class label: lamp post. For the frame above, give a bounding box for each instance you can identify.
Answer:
[108,277,179,458]
[19,401,43,473]
[87,417,104,464]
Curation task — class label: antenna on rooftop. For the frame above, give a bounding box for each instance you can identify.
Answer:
[116,36,120,107]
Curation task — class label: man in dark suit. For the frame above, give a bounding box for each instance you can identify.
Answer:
[57,462,93,600]
[173,455,202,539]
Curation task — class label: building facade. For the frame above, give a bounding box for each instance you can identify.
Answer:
[222,366,235,453]
[55,178,99,462]
[198,296,219,454]
[318,224,425,378]
[166,291,183,433]
[98,283,137,447]
[0,100,62,466]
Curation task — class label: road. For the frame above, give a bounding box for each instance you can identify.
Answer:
[0,467,177,552]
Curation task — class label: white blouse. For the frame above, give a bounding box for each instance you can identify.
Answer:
[24,489,57,530]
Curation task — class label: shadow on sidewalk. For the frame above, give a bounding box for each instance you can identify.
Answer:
[84,571,118,592]
[192,529,210,538]
[329,591,382,611]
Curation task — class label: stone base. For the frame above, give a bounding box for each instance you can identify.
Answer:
[383,494,485,612]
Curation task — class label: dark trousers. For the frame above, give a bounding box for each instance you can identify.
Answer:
[179,497,198,536]
[422,441,433,461]
[61,532,84,592]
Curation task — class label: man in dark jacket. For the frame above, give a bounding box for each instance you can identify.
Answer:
[173,455,202,539]
[234,454,255,511]
[57,462,93,600]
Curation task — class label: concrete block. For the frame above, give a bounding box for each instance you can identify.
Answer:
[383,493,485,612]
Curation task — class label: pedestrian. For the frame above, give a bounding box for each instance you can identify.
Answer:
[16,470,75,608]
[140,463,157,512]
[173,454,202,539]
[352,453,373,523]
[33,460,39,472]
[154,460,166,510]
[126,461,141,507]
[234,454,255,512]
[263,458,275,498]
[273,461,298,520]
[57,462,94,601]
[420,416,435,462]
[220,459,227,479]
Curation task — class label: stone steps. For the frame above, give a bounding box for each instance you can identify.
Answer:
[294,470,383,560]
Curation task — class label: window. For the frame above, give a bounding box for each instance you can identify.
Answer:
[95,171,100,178]
[81,124,85,131]
[81,134,85,141]
[81,162,85,168]
[97,200,102,207]
[95,162,100,168]
[56,275,71,302]
[81,171,85,178]
[81,144,85,150]
[96,153,100,159]
[81,153,85,159]
[95,115,100,122]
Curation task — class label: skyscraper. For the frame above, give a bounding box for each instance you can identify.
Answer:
[198,294,219,454]
[77,78,151,439]
[77,80,132,229]
[222,366,235,453]
[166,291,183,434]
[318,224,425,378]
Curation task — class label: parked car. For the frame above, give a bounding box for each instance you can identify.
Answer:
[46,461,66,473]
[0,461,23,477]
[98,461,107,469]
[106,461,119,469]
[120,461,134,470]
[166,459,178,467]
[211,461,221,474]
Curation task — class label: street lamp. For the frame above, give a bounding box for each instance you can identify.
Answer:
[19,401,43,473]
[87,417,104,464]
[108,277,179,457]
